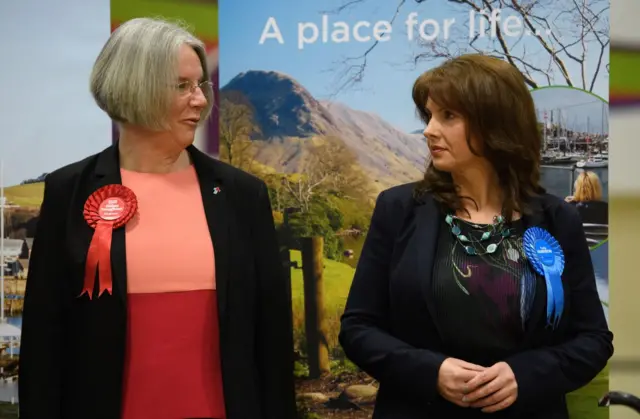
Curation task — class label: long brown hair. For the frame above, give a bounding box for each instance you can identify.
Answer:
[412,54,544,221]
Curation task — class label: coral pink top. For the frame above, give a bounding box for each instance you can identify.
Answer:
[120,165,225,419]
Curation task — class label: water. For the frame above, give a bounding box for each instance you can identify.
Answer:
[540,166,609,202]
[5,317,20,330]
[0,316,20,403]
[1,317,21,357]
[0,379,17,404]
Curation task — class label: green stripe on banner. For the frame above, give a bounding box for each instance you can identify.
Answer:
[111,0,218,42]
[611,49,640,94]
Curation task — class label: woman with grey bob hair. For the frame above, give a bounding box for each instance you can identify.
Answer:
[19,17,297,419]
[90,17,214,131]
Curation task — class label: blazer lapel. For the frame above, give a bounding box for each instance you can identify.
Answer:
[88,144,128,306]
[414,196,441,320]
[187,146,231,323]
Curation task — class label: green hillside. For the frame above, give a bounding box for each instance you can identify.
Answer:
[111,0,218,42]
[4,182,44,208]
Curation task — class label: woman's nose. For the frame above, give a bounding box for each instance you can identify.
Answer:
[424,119,438,139]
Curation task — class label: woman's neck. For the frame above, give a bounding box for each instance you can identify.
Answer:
[452,164,504,224]
[118,127,191,174]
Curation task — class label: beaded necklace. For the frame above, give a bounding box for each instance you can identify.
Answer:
[445,213,513,256]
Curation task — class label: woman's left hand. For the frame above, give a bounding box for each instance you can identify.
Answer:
[461,361,518,412]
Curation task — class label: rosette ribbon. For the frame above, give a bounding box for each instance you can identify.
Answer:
[523,227,565,328]
[80,184,137,299]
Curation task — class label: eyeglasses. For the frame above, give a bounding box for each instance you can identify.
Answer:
[175,80,214,97]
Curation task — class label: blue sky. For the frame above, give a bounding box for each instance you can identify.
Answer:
[0,0,112,187]
[532,87,609,134]
[219,0,609,133]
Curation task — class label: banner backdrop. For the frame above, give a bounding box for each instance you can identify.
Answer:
[0,1,612,418]
[0,0,112,416]
[110,0,219,155]
[219,1,610,418]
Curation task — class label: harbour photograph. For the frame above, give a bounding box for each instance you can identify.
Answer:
[532,86,609,319]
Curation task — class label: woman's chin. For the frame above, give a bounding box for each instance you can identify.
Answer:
[175,133,196,148]
[431,158,455,173]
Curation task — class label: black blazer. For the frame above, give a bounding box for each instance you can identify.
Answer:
[339,183,613,419]
[18,144,297,419]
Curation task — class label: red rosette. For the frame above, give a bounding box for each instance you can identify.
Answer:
[80,184,137,299]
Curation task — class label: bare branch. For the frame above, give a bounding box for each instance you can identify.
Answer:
[321,0,367,15]
[329,0,607,95]
[328,0,407,96]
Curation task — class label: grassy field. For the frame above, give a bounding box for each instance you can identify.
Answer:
[290,249,609,418]
[0,402,18,418]
[4,182,44,208]
[567,365,610,419]
[341,236,366,269]
[289,249,355,352]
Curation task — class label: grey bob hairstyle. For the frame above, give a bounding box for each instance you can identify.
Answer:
[89,17,213,130]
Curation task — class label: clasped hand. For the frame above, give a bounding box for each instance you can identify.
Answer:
[436,358,518,413]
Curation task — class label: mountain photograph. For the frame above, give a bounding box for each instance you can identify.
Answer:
[217,68,431,418]
[220,70,427,193]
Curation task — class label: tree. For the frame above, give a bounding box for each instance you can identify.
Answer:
[219,91,261,172]
[262,172,291,213]
[329,0,609,93]
[281,136,374,213]
[306,136,375,202]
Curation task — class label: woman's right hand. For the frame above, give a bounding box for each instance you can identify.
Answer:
[436,358,485,407]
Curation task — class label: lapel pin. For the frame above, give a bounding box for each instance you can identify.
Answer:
[213,186,221,195]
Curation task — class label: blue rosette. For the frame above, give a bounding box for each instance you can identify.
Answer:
[523,227,565,328]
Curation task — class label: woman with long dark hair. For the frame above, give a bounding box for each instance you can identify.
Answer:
[339,54,613,419]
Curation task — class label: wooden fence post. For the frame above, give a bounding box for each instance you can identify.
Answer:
[301,236,330,378]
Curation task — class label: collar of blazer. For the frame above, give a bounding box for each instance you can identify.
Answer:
[94,141,221,180]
